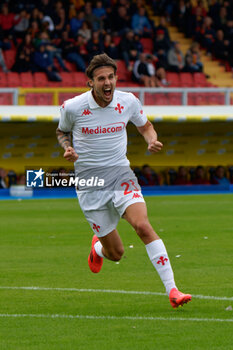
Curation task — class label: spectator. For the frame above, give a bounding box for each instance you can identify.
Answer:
[174,166,191,185]
[153,29,171,69]
[167,41,185,72]
[138,164,160,186]
[133,53,167,87]
[78,21,92,42]
[70,11,85,38]
[41,13,55,33]
[33,43,62,82]
[199,16,216,54]
[53,5,67,38]
[38,0,54,19]
[37,31,69,71]
[185,42,203,72]
[133,53,157,87]
[86,31,104,62]
[0,4,16,39]
[103,33,119,59]
[84,1,103,32]
[214,6,228,31]
[155,16,170,43]
[173,0,188,33]
[93,1,107,20]
[111,5,131,35]
[212,29,229,60]
[59,31,86,72]
[28,20,40,40]
[211,166,230,185]
[131,7,152,37]
[7,170,17,187]
[0,168,8,188]
[0,48,9,72]
[12,33,35,72]
[120,29,141,71]
[29,7,42,29]
[13,9,30,40]
[192,166,209,185]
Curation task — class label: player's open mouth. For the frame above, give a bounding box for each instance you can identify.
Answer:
[104,88,111,97]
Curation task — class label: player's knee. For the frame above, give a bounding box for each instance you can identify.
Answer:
[108,246,124,261]
[134,220,152,240]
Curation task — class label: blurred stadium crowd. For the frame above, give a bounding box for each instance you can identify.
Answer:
[0,165,232,188]
[0,0,232,84]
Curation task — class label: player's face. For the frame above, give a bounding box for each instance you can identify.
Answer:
[89,66,117,108]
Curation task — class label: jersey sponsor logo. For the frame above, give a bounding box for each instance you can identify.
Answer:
[157,256,168,266]
[132,192,142,199]
[115,103,124,114]
[82,109,92,116]
[93,223,100,232]
[82,122,126,135]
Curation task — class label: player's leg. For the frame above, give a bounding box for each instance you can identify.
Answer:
[123,202,192,307]
[88,229,124,273]
[98,229,124,261]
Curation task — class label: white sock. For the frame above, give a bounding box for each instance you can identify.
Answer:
[146,239,177,295]
[94,240,105,258]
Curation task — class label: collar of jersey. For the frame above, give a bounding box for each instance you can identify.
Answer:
[88,90,117,109]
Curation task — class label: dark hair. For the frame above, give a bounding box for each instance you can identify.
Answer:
[86,53,117,80]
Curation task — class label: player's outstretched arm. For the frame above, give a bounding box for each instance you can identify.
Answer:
[56,128,79,162]
[137,121,163,153]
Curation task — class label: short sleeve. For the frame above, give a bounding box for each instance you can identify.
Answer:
[129,95,148,127]
[58,101,73,132]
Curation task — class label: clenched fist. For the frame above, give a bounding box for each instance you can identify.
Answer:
[64,146,79,162]
[148,140,163,153]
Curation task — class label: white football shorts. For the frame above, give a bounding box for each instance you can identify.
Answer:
[76,173,145,237]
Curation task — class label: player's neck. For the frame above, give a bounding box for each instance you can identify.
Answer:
[92,90,112,108]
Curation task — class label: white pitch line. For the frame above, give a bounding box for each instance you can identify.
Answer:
[0,286,233,301]
[0,313,232,323]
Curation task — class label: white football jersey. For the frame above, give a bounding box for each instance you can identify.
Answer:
[58,90,147,173]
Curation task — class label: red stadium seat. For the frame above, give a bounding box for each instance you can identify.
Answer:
[195,93,208,105]
[140,38,153,53]
[3,49,16,70]
[113,36,121,46]
[7,72,20,87]
[168,93,182,105]
[33,72,48,87]
[188,93,196,105]
[0,93,12,104]
[58,92,81,105]
[34,93,53,105]
[65,61,76,72]
[116,60,132,82]
[208,93,225,105]
[145,93,168,105]
[193,73,208,87]
[0,72,7,87]
[180,72,194,87]
[25,93,37,105]
[20,72,34,87]
[73,72,87,86]
[166,72,180,87]
[59,72,75,87]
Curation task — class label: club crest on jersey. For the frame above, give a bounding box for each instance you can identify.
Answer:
[82,109,92,116]
[115,103,124,114]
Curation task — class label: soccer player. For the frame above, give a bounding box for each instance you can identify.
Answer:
[56,53,191,308]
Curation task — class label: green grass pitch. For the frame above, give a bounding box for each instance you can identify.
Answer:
[0,194,232,350]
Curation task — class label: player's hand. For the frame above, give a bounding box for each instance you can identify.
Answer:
[148,140,163,153]
[64,146,79,162]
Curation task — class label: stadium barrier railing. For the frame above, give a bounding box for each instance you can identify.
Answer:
[0,87,233,106]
